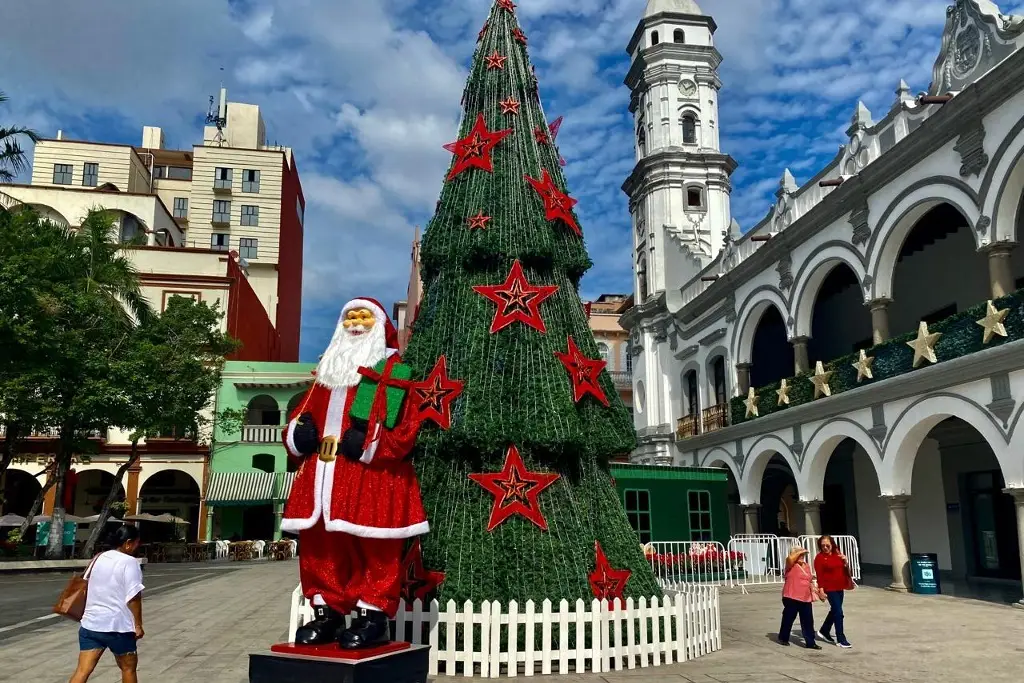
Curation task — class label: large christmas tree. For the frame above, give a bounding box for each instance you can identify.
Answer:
[402,0,660,606]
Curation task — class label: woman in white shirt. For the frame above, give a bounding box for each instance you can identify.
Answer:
[70,525,145,683]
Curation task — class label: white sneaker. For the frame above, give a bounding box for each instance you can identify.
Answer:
[837,641,853,649]
[818,629,835,645]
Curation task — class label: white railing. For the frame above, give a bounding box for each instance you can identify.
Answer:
[646,535,861,591]
[289,586,721,677]
[0,190,22,211]
[241,424,283,443]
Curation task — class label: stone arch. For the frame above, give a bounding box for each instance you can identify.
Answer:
[22,202,71,228]
[981,115,1024,243]
[801,418,883,500]
[1,468,42,516]
[739,435,799,504]
[867,179,981,300]
[138,465,203,492]
[246,394,280,425]
[885,393,1010,496]
[1006,403,1024,488]
[790,243,868,338]
[704,452,742,483]
[731,286,790,365]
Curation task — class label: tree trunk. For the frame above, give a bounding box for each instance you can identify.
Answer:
[44,433,73,560]
[81,439,138,558]
[0,421,21,476]
[17,475,55,540]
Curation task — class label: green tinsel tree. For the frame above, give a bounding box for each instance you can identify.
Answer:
[403,0,660,605]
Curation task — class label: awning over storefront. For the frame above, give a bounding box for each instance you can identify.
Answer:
[277,472,297,500]
[233,380,313,390]
[205,471,277,505]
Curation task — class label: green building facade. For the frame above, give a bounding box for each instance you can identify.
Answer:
[610,463,731,546]
[207,360,315,541]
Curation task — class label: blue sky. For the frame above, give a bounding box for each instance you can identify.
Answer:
[3,0,1022,361]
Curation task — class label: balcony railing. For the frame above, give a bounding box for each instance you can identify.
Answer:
[701,404,728,434]
[608,370,633,389]
[677,414,698,439]
[0,190,22,211]
[242,424,284,444]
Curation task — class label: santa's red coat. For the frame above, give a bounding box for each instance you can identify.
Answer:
[280,360,427,539]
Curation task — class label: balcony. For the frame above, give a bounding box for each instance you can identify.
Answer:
[677,414,698,439]
[0,425,105,439]
[608,370,633,390]
[676,404,729,440]
[242,424,284,444]
[213,181,233,194]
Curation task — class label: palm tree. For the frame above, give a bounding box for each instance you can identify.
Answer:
[0,92,39,183]
[73,210,153,326]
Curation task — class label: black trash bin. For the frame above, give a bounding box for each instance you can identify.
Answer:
[910,553,941,594]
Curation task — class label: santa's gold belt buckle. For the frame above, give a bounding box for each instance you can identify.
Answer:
[318,436,338,463]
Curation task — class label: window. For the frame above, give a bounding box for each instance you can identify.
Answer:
[673,29,685,43]
[252,454,275,473]
[650,31,659,46]
[212,200,231,224]
[296,197,304,226]
[210,233,229,251]
[214,167,233,189]
[168,166,192,180]
[682,115,697,144]
[53,164,73,184]
[624,489,652,544]
[685,370,699,416]
[626,351,633,374]
[239,237,258,260]
[242,169,261,193]
[687,186,704,209]
[241,204,259,226]
[637,255,649,301]
[688,490,713,542]
[637,126,646,157]
[120,215,142,243]
[83,162,98,186]
[712,357,726,405]
[153,166,166,179]
[172,197,189,219]
[597,343,610,363]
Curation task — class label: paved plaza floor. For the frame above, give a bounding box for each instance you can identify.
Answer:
[0,561,1021,683]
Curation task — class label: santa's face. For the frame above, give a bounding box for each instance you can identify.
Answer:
[342,307,376,336]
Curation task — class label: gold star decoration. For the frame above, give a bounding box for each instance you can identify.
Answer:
[851,349,874,383]
[907,321,942,368]
[776,378,791,407]
[743,387,760,418]
[975,300,1009,344]
[810,361,833,399]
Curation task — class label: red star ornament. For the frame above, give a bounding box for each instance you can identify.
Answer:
[589,541,631,602]
[469,444,560,532]
[477,21,489,42]
[443,114,513,181]
[468,212,492,230]
[473,260,559,334]
[524,169,581,236]
[499,97,521,115]
[484,50,507,70]
[533,127,549,145]
[554,335,609,406]
[497,0,516,13]
[411,355,464,430]
[512,28,528,45]
[400,539,445,607]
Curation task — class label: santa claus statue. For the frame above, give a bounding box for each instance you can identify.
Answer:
[281,297,427,649]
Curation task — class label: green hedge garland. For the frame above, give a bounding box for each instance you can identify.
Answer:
[730,288,1024,425]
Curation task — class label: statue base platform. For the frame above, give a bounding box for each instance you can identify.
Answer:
[249,642,429,683]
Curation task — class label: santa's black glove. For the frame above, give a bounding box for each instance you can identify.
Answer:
[340,419,369,462]
[292,412,320,456]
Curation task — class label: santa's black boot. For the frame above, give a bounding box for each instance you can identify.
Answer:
[338,608,390,649]
[294,604,343,646]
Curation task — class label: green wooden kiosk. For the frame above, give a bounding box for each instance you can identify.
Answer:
[610,463,730,545]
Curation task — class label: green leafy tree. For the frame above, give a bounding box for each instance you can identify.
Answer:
[81,297,238,557]
[403,2,658,604]
[0,91,39,183]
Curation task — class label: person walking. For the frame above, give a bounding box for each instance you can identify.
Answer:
[814,534,853,648]
[778,546,823,649]
[70,525,145,683]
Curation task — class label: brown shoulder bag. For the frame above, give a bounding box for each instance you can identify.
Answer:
[53,555,100,622]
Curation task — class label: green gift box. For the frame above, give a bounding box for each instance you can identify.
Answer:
[349,358,412,429]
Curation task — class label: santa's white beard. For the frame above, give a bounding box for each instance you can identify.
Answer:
[316,319,386,389]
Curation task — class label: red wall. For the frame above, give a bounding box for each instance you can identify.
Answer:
[277,155,305,361]
[226,256,281,361]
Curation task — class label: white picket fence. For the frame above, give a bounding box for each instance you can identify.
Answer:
[646,535,861,592]
[288,585,721,677]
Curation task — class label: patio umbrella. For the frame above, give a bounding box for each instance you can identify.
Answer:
[0,514,27,527]
[76,514,125,525]
[123,513,162,522]
[151,514,189,525]
[31,513,88,524]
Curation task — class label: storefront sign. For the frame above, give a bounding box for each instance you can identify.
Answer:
[11,454,93,466]
[36,521,78,547]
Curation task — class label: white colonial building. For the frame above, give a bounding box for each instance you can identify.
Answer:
[623,0,1024,598]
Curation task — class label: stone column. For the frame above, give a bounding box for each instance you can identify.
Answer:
[742,504,761,535]
[125,465,141,516]
[790,336,810,374]
[205,506,215,543]
[801,500,823,537]
[883,495,912,591]
[868,298,892,345]
[273,503,285,541]
[985,244,1016,298]
[1005,488,1024,608]
[736,363,752,395]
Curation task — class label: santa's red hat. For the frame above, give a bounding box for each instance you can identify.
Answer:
[343,297,399,350]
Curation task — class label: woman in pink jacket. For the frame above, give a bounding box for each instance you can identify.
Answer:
[777,546,824,649]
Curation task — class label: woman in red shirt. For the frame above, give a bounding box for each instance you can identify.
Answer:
[813,535,852,648]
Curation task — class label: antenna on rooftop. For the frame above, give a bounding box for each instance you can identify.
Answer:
[205,68,228,147]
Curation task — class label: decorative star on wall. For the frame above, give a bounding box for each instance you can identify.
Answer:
[443,114,512,180]
[776,378,791,406]
[468,444,560,531]
[473,260,558,333]
[484,50,508,70]
[743,387,759,418]
[467,212,492,230]
[975,300,1009,343]
[554,336,609,406]
[499,97,521,115]
[907,321,942,367]
[851,349,875,382]
[410,355,464,430]
[524,169,580,236]
[399,539,445,606]
[810,361,834,399]
[588,541,631,602]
